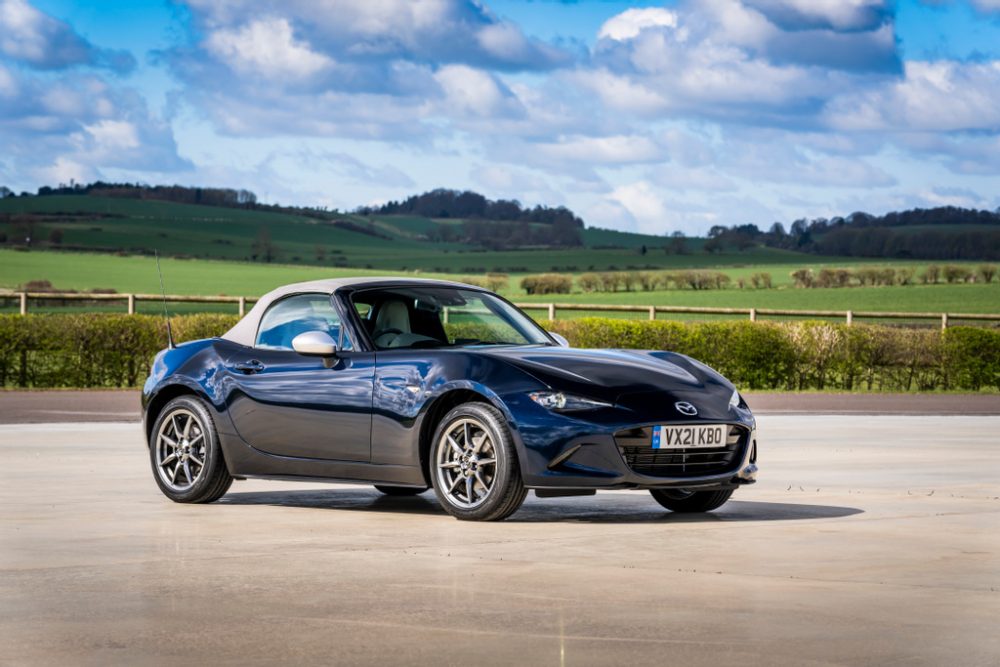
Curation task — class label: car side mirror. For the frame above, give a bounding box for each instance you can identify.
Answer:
[548,332,570,347]
[292,331,338,361]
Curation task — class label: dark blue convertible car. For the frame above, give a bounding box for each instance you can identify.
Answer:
[142,278,758,520]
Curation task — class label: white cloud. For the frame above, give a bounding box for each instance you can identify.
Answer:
[434,65,514,116]
[535,135,663,165]
[647,164,738,192]
[179,0,570,71]
[826,60,1000,132]
[205,18,334,80]
[34,156,96,185]
[78,120,140,152]
[0,0,133,71]
[598,8,678,41]
[609,181,670,227]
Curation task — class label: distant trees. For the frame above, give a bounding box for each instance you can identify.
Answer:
[365,188,584,227]
[360,188,584,250]
[251,227,278,263]
[692,207,1000,260]
[0,186,11,199]
[703,236,724,254]
[29,181,260,209]
[668,231,687,255]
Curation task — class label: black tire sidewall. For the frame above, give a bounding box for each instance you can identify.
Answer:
[650,488,734,513]
[430,402,525,521]
[149,395,227,503]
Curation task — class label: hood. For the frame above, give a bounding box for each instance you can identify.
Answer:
[481,346,735,414]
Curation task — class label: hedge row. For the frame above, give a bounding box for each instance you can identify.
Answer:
[0,314,238,388]
[1,314,997,391]
[547,318,1000,392]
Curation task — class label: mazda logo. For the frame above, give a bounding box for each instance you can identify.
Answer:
[675,401,698,416]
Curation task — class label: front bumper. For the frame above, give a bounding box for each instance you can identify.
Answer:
[509,396,758,491]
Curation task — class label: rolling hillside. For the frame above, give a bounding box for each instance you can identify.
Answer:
[1,194,803,272]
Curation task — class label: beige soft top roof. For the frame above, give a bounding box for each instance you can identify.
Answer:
[220,276,480,347]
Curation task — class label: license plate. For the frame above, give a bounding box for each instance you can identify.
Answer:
[652,424,727,449]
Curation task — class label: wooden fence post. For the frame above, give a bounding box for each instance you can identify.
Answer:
[19,292,27,315]
[127,294,136,315]
[443,306,449,324]
[548,303,556,321]
[238,297,246,318]
[846,310,853,326]
[648,306,656,321]
[941,313,948,330]
[749,308,756,323]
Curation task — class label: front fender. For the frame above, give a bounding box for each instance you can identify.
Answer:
[141,339,234,442]
[370,349,546,469]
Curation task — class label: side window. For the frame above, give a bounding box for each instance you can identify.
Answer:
[255,293,352,351]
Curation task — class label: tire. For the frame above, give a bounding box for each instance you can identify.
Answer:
[149,395,233,504]
[650,488,734,513]
[429,402,527,521]
[374,485,428,496]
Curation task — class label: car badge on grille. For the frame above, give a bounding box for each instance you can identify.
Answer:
[675,401,698,416]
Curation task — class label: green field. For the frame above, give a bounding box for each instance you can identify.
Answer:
[0,194,867,273]
[2,195,996,319]
[2,249,996,320]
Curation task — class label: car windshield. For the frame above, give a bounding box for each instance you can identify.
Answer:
[351,286,553,350]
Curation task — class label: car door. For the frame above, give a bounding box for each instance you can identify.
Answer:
[225,292,375,462]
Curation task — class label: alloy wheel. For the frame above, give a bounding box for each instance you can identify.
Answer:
[435,417,499,509]
[155,408,207,492]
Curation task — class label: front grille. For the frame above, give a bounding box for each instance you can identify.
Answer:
[615,425,746,478]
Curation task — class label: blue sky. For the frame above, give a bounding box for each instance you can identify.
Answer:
[2,0,1000,235]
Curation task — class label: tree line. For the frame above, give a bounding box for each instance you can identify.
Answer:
[704,207,1000,260]
[357,188,584,250]
[5,181,259,209]
[359,188,584,227]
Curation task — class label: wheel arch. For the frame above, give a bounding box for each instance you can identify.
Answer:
[144,382,212,445]
[417,387,514,486]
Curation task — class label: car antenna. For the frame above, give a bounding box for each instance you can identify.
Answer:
[155,250,175,349]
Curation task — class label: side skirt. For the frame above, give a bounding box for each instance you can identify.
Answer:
[219,431,426,486]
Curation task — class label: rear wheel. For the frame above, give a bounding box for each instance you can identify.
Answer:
[650,488,733,513]
[374,485,427,496]
[430,402,527,521]
[149,396,232,504]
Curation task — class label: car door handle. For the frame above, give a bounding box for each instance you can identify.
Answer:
[232,360,265,374]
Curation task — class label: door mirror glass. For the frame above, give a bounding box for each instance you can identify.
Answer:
[291,330,338,357]
[548,332,570,347]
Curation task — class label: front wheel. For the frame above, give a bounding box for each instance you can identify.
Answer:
[149,396,232,504]
[650,488,733,513]
[430,402,527,521]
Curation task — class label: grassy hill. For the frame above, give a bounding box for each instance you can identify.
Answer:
[2,195,996,319]
[1,194,815,273]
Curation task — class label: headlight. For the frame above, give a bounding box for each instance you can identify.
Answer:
[529,391,612,412]
[729,389,743,409]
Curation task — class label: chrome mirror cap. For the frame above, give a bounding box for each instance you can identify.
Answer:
[291,330,338,357]
[548,332,570,347]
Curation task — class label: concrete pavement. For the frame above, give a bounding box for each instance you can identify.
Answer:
[1,416,998,665]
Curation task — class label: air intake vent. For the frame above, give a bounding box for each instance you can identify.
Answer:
[614,425,746,478]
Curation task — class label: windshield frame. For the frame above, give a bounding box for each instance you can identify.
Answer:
[338,283,557,352]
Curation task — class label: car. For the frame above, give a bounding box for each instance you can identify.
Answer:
[142,277,758,521]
